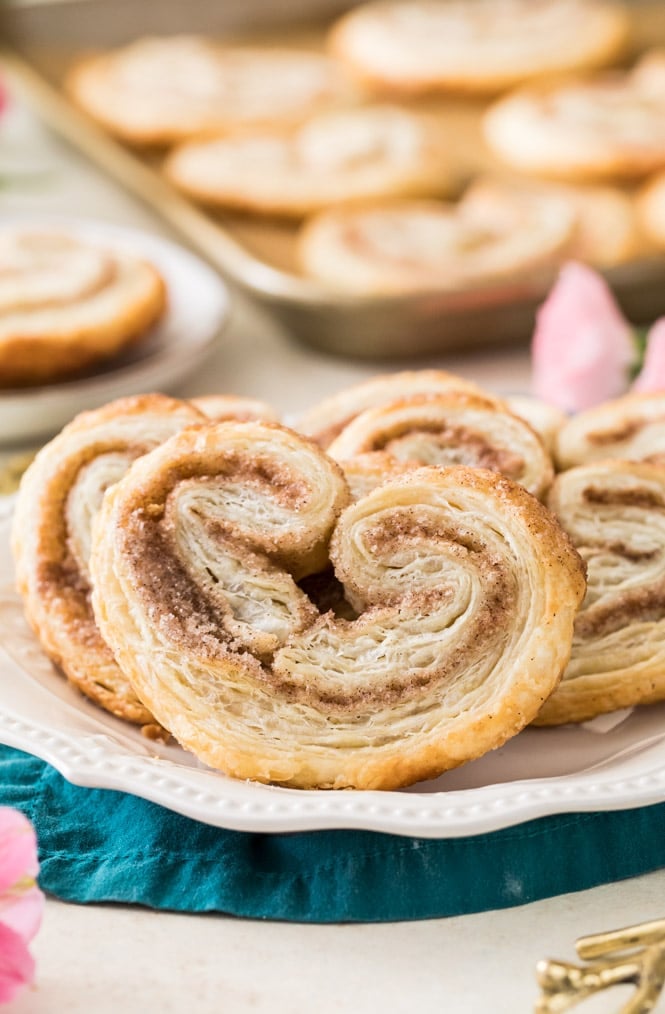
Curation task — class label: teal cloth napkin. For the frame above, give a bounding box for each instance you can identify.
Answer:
[2,743,664,923]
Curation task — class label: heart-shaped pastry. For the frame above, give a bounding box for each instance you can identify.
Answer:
[90,420,585,789]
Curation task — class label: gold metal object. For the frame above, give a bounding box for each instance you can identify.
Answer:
[536,919,665,1013]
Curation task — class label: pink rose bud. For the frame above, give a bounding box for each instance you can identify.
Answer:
[632,318,665,393]
[0,808,44,1005]
[531,262,636,413]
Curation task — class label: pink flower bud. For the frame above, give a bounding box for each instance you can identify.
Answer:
[531,262,636,413]
[0,808,43,1005]
[632,318,665,393]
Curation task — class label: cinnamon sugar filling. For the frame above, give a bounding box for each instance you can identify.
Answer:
[587,419,646,445]
[118,485,517,716]
[576,579,665,638]
[583,485,665,510]
[374,425,525,478]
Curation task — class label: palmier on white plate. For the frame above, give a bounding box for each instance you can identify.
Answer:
[89,420,585,789]
[556,393,665,470]
[165,105,452,216]
[326,391,554,500]
[484,54,665,181]
[297,185,574,293]
[537,460,665,724]
[329,0,629,96]
[11,394,204,731]
[0,229,165,387]
[638,171,665,250]
[295,369,501,447]
[67,37,355,145]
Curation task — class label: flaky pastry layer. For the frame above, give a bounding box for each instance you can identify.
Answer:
[90,421,584,789]
[538,459,665,723]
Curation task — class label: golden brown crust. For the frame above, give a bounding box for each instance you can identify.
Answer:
[297,189,574,293]
[164,106,452,218]
[11,395,204,726]
[0,231,166,387]
[484,65,665,183]
[66,39,355,146]
[536,459,665,724]
[556,392,665,470]
[295,369,505,448]
[89,421,585,789]
[467,177,640,268]
[329,0,630,97]
[327,391,554,500]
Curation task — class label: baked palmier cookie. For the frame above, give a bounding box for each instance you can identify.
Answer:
[298,187,575,293]
[484,63,665,182]
[468,178,640,267]
[0,230,165,387]
[637,171,665,250]
[190,395,278,423]
[327,392,554,500]
[556,393,665,470]
[295,369,501,448]
[11,395,204,730]
[536,460,665,724]
[67,37,354,145]
[164,106,452,217]
[329,0,629,96]
[90,420,585,789]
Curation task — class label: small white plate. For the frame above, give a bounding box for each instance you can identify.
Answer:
[2,505,665,839]
[0,218,230,444]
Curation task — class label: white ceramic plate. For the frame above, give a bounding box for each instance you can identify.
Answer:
[0,218,230,444]
[2,503,665,839]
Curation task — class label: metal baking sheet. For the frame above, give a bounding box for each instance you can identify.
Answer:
[3,0,665,359]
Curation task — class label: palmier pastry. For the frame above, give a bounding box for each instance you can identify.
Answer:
[11,395,204,728]
[327,392,554,500]
[67,37,354,145]
[484,63,665,182]
[329,0,629,96]
[164,106,452,217]
[638,171,665,249]
[0,230,165,387]
[468,178,640,267]
[296,369,500,448]
[536,460,665,724]
[297,188,574,293]
[90,421,585,789]
[190,395,278,423]
[556,393,665,471]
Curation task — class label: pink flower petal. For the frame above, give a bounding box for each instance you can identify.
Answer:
[0,886,43,944]
[0,923,35,1005]
[532,262,636,413]
[632,319,665,393]
[0,809,38,895]
[0,810,38,894]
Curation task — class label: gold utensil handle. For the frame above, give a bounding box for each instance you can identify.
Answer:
[537,918,665,1013]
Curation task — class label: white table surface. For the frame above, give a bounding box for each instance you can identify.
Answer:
[2,82,665,1014]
